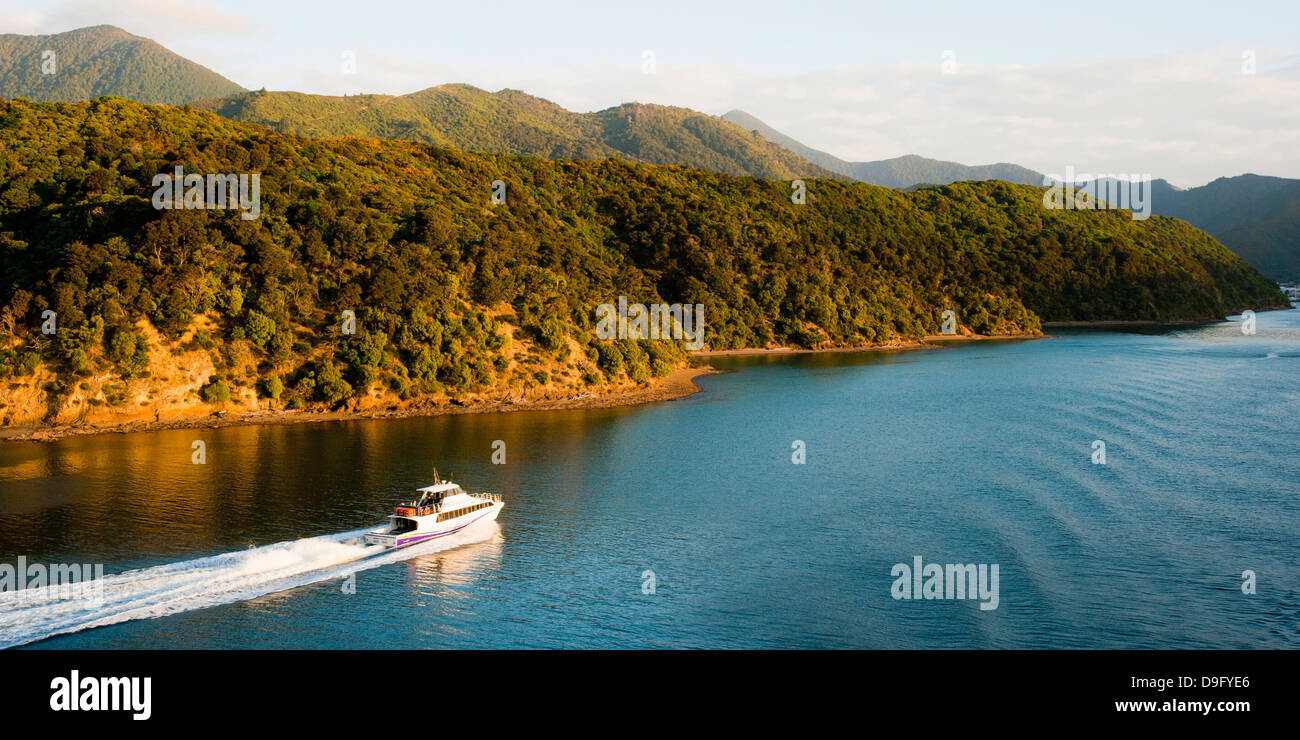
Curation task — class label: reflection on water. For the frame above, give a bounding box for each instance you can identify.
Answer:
[1,308,1298,648]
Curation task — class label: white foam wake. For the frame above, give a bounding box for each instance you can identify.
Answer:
[0,522,498,649]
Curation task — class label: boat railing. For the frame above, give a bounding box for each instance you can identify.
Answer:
[475,493,503,503]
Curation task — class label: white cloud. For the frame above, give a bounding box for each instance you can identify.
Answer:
[0,9,46,34]
[20,0,260,40]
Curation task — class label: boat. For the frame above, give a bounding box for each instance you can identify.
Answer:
[364,475,504,548]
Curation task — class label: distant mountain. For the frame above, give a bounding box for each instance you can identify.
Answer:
[193,87,840,180]
[6,28,1295,279]
[849,154,1045,190]
[1144,175,1300,282]
[1067,175,1300,281]
[722,109,1044,187]
[727,109,1300,281]
[719,108,855,174]
[0,25,244,105]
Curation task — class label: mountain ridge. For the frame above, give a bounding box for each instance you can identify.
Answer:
[0,25,244,105]
[192,86,843,180]
[727,109,1300,280]
[722,109,1046,187]
[3,26,1296,281]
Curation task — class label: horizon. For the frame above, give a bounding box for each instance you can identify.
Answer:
[2,0,1297,188]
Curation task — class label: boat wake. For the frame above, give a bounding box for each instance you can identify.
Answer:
[0,522,498,649]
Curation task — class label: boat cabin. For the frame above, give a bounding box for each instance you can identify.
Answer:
[392,482,465,517]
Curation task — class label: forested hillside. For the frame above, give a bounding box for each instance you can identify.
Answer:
[192,86,840,179]
[1147,175,1300,281]
[0,25,244,105]
[0,97,1285,425]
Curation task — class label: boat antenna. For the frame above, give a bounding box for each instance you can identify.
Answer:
[432,467,440,484]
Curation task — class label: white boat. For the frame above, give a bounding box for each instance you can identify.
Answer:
[364,478,503,548]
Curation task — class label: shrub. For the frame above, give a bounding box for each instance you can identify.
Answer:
[244,310,276,347]
[596,343,623,378]
[263,376,284,399]
[314,362,352,404]
[201,379,232,404]
[107,328,148,377]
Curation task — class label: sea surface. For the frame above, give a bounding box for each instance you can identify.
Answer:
[1,307,1297,649]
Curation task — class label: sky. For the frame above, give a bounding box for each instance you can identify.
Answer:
[3,0,1299,187]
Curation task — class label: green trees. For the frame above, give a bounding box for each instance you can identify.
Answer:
[596,343,624,378]
[0,96,1286,407]
[200,379,231,403]
[343,330,386,388]
[263,376,284,400]
[314,362,352,405]
[244,310,276,347]
[531,318,567,354]
[107,327,149,377]
[189,86,840,181]
[0,26,245,105]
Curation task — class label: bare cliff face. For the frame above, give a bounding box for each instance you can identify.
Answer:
[1,318,223,428]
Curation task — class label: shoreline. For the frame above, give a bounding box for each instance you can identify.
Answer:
[0,328,1126,444]
[692,332,1042,358]
[1042,319,1216,328]
[12,308,1292,444]
[0,333,1050,443]
[0,367,720,444]
[1043,305,1296,328]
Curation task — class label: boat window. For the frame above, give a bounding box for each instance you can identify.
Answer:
[391,518,417,534]
[433,501,492,522]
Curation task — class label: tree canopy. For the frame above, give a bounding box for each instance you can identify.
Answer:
[0,97,1286,411]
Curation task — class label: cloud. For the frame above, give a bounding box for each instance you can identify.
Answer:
[18,0,260,40]
[0,9,46,34]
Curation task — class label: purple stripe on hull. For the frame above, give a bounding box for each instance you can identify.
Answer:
[396,509,496,547]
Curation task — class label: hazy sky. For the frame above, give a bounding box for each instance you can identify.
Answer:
[4,0,1299,187]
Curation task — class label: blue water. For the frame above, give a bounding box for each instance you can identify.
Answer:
[1,308,1297,648]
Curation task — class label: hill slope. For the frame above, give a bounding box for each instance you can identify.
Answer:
[1070,175,1300,281]
[722,109,1045,187]
[0,25,244,105]
[0,98,1285,427]
[193,86,840,179]
[1152,175,1300,281]
[727,110,1300,279]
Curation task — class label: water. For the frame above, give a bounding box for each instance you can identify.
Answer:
[1,309,1297,649]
